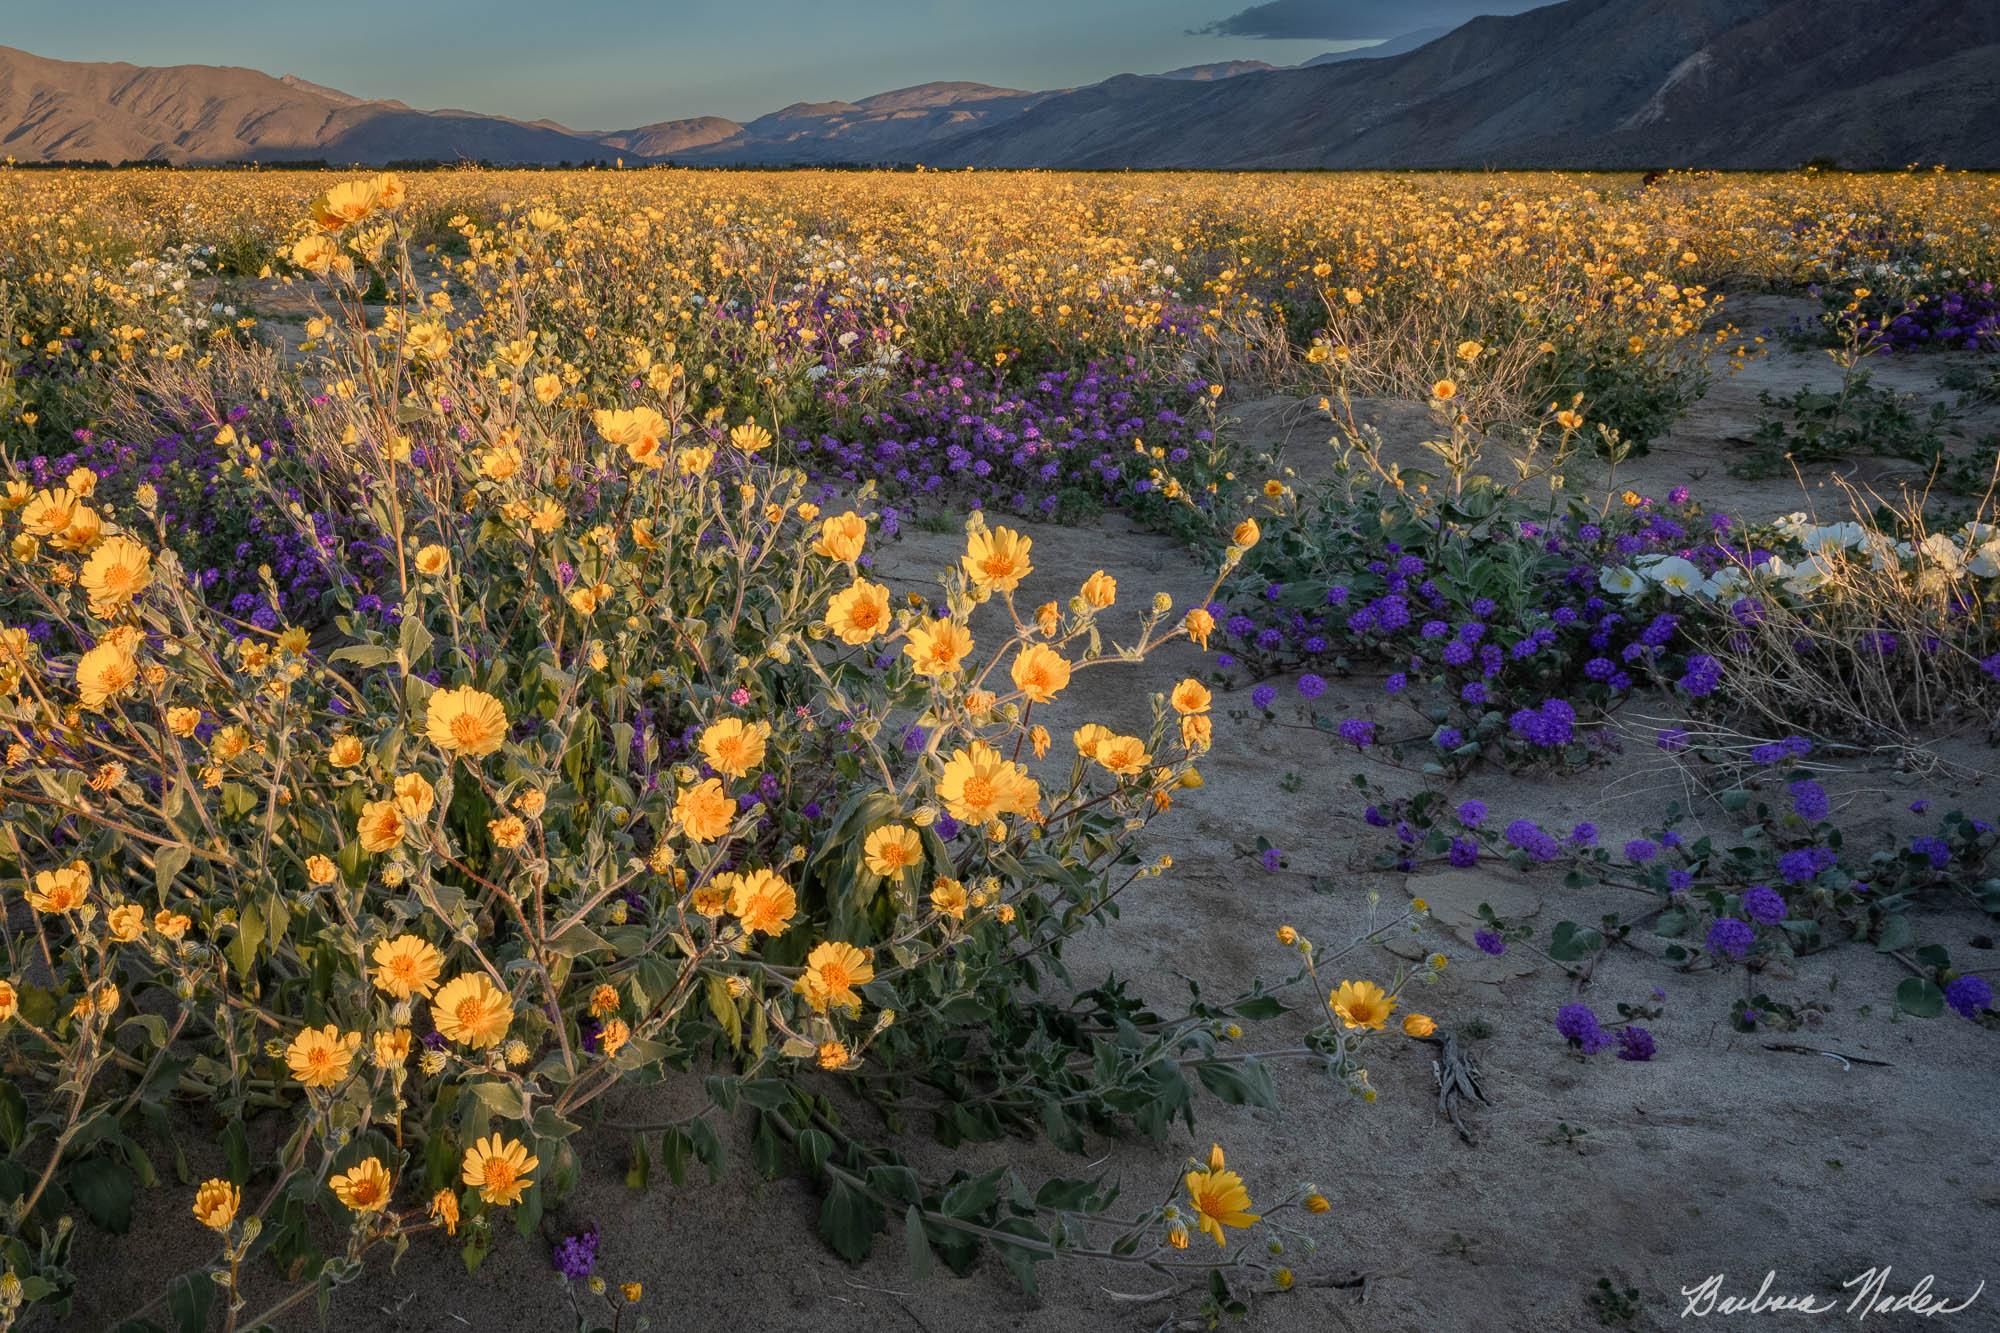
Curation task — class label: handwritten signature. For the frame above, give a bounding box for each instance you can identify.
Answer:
[1682,1269,1985,1321]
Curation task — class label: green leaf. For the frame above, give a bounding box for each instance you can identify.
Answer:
[468,1081,528,1121]
[903,1205,934,1280]
[1549,920,1605,962]
[329,644,397,669]
[398,614,435,668]
[1895,977,1945,1018]
[166,1270,216,1333]
[0,1080,26,1151]
[687,1117,725,1181]
[70,1154,136,1233]
[1195,1058,1278,1108]
[1873,915,1915,953]
[795,1127,832,1179]
[818,1178,882,1263]
[547,925,612,958]
[154,844,191,897]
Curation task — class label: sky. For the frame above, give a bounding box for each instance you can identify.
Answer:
[5,0,1544,129]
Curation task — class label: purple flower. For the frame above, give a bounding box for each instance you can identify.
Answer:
[1615,1026,1657,1061]
[553,1226,599,1281]
[1706,917,1755,960]
[1448,836,1479,868]
[1297,674,1327,700]
[1777,846,1836,883]
[1678,654,1721,698]
[1788,780,1830,822]
[1910,835,1952,870]
[1474,929,1506,957]
[1623,839,1658,864]
[1741,885,1786,925]
[1337,718,1376,747]
[1556,1003,1610,1054]
[1944,974,1992,1019]
[1456,799,1487,827]
[1259,847,1283,872]
[1503,819,1560,862]
[1250,684,1277,712]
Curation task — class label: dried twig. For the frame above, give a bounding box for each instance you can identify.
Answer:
[1762,1042,1893,1069]
[1425,1030,1490,1144]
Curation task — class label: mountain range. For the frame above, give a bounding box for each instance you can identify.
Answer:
[2,0,1993,169]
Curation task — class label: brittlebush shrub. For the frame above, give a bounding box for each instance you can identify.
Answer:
[0,179,1383,1331]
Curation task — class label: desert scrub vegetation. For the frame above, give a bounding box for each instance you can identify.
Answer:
[0,164,1995,1328]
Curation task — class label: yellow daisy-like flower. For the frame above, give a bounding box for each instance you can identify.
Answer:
[1093,734,1151,776]
[76,637,140,711]
[1169,679,1212,715]
[1183,607,1215,649]
[356,799,407,854]
[393,772,436,820]
[432,973,512,1049]
[729,421,773,453]
[903,618,974,677]
[698,717,769,778]
[489,814,527,849]
[430,1188,460,1235]
[1402,1013,1438,1038]
[929,877,968,920]
[329,735,366,768]
[27,860,92,913]
[330,1157,393,1214]
[79,535,152,617]
[1080,569,1117,608]
[674,777,736,842]
[826,579,891,645]
[1329,980,1396,1031]
[372,1028,412,1067]
[863,824,924,878]
[425,686,509,759]
[726,868,797,936]
[311,178,378,230]
[1066,728,1117,769]
[812,511,868,562]
[599,1017,631,1059]
[1184,1144,1260,1247]
[1009,644,1071,704]
[961,526,1033,597]
[593,406,670,469]
[414,543,450,576]
[191,1178,240,1232]
[795,940,875,1014]
[107,903,145,942]
[936,742,1038,825]
[461,1134,538,1207]
[286,1024,360,1088]
[371,934,444,1000]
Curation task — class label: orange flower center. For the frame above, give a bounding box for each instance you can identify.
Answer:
[483,1158,517,1190]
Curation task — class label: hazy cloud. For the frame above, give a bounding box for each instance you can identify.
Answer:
[1192,0,1545,40]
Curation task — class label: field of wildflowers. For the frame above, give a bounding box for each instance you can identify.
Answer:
[0,165,1995,1330]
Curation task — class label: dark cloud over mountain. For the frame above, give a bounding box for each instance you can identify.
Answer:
[1192,0,1541,40]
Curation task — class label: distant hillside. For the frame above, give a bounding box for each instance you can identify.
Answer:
[0,44,612,163]
[927,0,2000,168]
[2,2,1993,170]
